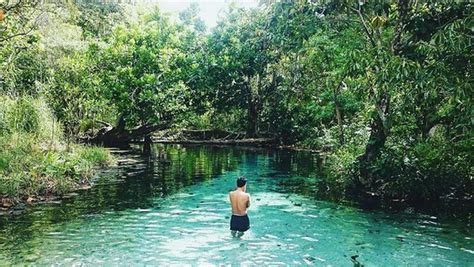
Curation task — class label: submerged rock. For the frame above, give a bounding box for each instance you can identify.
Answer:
[26,197,36,204]
[78,184,92,190]
[351,255,364,267]
[62,193,79,199]
[2,198,13,208]
[304,256,316,263]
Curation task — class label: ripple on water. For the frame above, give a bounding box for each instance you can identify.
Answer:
[0,146,472,266]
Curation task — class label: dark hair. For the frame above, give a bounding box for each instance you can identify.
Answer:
[236,176,247,188]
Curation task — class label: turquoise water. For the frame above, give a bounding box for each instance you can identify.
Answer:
[0,144,472,266]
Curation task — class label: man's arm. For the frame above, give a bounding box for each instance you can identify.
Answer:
[246,194,251,208]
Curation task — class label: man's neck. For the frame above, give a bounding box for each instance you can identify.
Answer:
[236,187,245,193]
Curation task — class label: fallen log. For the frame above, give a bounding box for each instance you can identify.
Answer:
[81,117,170,147]
[158,129,276,140]
[151,137,277,146]
[180,129,240,140]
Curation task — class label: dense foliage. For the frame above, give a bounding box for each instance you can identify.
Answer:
[0,1,472,213]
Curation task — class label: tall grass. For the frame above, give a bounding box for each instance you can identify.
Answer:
[0,96,113,199]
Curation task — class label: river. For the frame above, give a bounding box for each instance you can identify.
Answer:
[0,144,472,266]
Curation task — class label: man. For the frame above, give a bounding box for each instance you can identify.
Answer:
[229,176,251,237]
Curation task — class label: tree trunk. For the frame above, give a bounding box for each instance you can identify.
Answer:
[142,135,152,155]
[247,98,258,138]
[246,76,259,138]
[82,115,169,147]
[357,91,390,187]
[356,0,410,187]
[334,81,345,145]
[335,105,344,145]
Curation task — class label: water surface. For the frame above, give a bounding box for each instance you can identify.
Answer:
[0,144,472,266]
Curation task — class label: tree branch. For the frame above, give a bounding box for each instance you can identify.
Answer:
[2,0,23,12]
[392,0,412,54]
[0,4,43,43]
[350,4,377,48]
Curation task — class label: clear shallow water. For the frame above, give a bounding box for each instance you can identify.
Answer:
[0,144,472,266]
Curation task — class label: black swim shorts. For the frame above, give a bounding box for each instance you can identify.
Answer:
[230,214,250,232]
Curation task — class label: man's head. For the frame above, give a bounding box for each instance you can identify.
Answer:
[236,176,247,189]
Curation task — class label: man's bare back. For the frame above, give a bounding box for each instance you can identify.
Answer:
[229,177,251,236]
[229,190,250,215]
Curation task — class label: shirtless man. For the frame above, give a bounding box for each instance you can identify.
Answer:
[229,176,251,237]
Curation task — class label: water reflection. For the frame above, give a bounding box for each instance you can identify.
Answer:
[0,144,472,266]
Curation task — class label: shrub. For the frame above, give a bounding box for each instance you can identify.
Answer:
[77,145,112,166]
[0,96,112,199]
[7,97,41,134]
[373,136,472,207]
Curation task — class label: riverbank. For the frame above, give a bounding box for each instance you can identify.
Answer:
[0,96,114,213]
[0,141,114,214]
